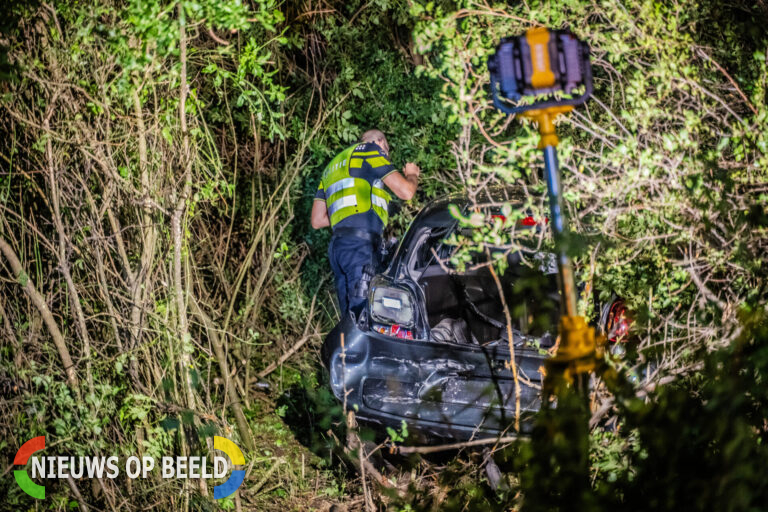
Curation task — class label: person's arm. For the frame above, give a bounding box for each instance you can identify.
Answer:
[383,162,420,200]
[311,183,330,229]
[311,199,330,229]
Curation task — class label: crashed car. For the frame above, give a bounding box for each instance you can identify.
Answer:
[321,189,629,441]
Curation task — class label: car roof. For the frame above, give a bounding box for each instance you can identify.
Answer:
[385,186,530,277]
[410,185,528,228]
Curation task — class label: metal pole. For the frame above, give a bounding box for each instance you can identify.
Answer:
[542,145,578,318]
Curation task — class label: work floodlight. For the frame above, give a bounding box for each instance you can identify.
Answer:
[487,27,599,394]
[487,28,593,115]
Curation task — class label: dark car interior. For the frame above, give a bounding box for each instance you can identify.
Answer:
[411,228,560,347]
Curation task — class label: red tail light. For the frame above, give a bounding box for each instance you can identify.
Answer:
[606,300,631,342]
[494,214,549,227]
[519,216,548,226]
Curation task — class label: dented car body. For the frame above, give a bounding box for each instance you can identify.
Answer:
[322,189,567,441]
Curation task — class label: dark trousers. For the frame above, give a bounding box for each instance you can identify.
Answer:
[328,235,378,315]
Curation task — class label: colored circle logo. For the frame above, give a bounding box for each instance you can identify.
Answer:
[212,436,245,499]
[14,436,46,499]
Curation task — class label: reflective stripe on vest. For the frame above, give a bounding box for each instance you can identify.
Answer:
[328,194,358,216]
[371,179,390,226]
[371,194,387,209]
[326,177,355,198]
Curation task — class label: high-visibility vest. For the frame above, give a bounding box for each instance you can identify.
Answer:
[320,144,392,228]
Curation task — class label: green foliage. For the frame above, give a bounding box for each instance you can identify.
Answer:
[286,0,458,199]
[385,420,409,443]
[595,311,768,510]
[413,0,767,335]
[517,389,595,511]
[590,428,640,485]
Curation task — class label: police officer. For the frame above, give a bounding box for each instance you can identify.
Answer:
[311,129,420,315]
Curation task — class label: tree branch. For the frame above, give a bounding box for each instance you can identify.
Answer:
[0,236,78,389]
